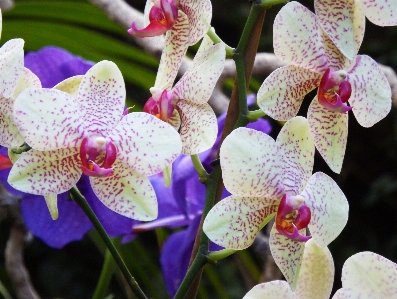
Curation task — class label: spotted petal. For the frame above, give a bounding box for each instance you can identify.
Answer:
[257,65,320,121]
[203,195,278,250]
[8,148,81,196]
[274,2,327,72]
[13,67,41,98]
[54,75,84,98]
[14,88,84,151]
[302,172,348,247]
[243,281,293,299]
[332,289,347,299]
[90,159,158,220]
[359,0,397,26]
[177,101,217,155]
[308,97,348,174]
[348,55,391,128]
[277,116,315,195]
[341,252,397,298]
[110,112,182,176]
[0,96,24,148]
[0,39,24,98]
[77,60,125,136]
[220,127,283,198]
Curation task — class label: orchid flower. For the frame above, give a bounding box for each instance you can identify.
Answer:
[203,116,349,289]
[243,239,334,299]
[144,35,225,154]
[8,60,182,221]
[315,0,397,60]
[332,252,397,299]
[257,1,391,173]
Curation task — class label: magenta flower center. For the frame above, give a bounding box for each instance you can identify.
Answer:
[143,89,175,122]
[79,136,117,177]
[275,194,311,242]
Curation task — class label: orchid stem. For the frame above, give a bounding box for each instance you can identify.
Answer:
[191,154,209,182]
[92,249,115,299]
[207,249,237,262]
[247,109,266,122]
[70,186,148,299]
[207,27,235,58]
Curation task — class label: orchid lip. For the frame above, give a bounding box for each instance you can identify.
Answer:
[143,89,175,122]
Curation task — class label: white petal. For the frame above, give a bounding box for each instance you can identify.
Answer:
[177,101,217,155]
[203,195,278,250]
[320,28,352,71]
[332,289,347,299]
[8,148,81,195]
[277,116,314,195]
[13,88,84,151]
[308,97,348,174]
[243,281,293,299]
[220,127,283,198]
[273,2,327,72]
[13,67,41,98]
[110,112,182,176]
[348,55,391,128]
[359,0,397,26]
[0,39,24,98]
[257,65,320,121]
[0,96,24,148]
[54,75,84,98]
[77,60,125,136]
[90,159,158,220]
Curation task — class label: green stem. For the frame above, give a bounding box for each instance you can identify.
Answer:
[207,27,235,58]
[259,0,289,9]
[191,154,209,182]
[207,249,237,262]
[70,187,148,299]
[92,249,116,299]
[247,109,266,122]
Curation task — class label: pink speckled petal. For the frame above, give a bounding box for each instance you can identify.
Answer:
[294,239,334,299]
[110,112,181,176]
[332,289,347,299]
[8,147,81,195]
[203,195,278,250]
[179,0,212,45]
[274,2,327,72]
[13,67,41,98]
[348,55,391,128]
[342,252,397,298]
[90,159,158,220]
[77,61,125,136]
[0,39,24,98]
[315,0,359,60]
[173,38,225,104]
[177,101,217,155]
[320,28,352,71]
[243,281,293,299]
[269,224,305,290]
[302,172,348,247]
[14,88,85,151]
[257,65,320,121]
[54,75,83,98]
[0,96,24,148]
[359,0,397,26]
[167,108,181,130]
[220,127,283,198]
[277,116,314,195]
[154,11,189,90]
[308,97,348,173]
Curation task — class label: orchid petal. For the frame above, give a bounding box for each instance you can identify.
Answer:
[177,101,217,155]
[168,108,181,130]
[0,10,2,39]
[342,252,397,298]
[90,159,158,220]
[315,0,358,60]
[277,116,314,195]
[274,2,327,72]
[269,224,305,290]
[320,28,352,71]
[173,40,225,105]
[0,39,24,98]
[8,148,81,196]
[220,127,283,198]
[77,60,125,136]
[308,97,348,174]
[179,0,212,45]
[302,172,348,247]
[257,65,320,121]
[294,239,334,299]
[348,55,391,128]
[203,195,278,250]
[0,96,24,148]
[359,0,397,26]
[154,11,190,90]
[13,67,41,98]
[54,75,84,98]
[110,112,181,176]
[332,289,347,299]
[44,194,58,220]
[13,88,84,151]
[128,20,169,38]
[243,281,294,299]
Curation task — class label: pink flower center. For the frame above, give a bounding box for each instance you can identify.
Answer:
[79,137,117,177]
[275,194,311,242]
[318,68,352,113]
[143,88,175,122]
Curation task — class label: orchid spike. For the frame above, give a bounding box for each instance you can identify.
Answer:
[243,239,334,299]
[9,60,182,220]
[315,0,397,60]
[203,116,348,289]
[144,35,225,155]
[257,1,391,173]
